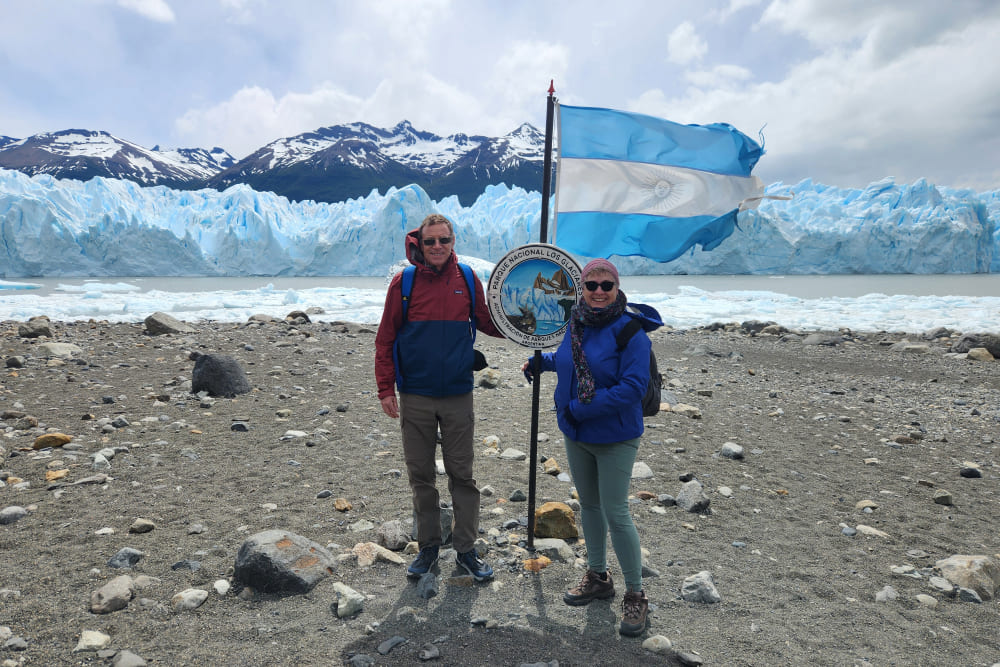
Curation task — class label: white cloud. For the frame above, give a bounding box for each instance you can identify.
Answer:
[486,41,570,130]
[175,75,497,157]
[117,0,175,22]
[667,22,708,65]
[175,85,365,156]
[685,64,753,88]
[711,0,763,21]
[632,7,1000,190]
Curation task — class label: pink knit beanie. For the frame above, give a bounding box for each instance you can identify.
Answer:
[581,258,620,284]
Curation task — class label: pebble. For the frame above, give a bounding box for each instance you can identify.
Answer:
[73,630,111,652]
[108,548,144,569]
[0,506,27,525]
[641,634,672,652]
[171,588,209,611]
[376,636,407,655]
[875,585,898,602]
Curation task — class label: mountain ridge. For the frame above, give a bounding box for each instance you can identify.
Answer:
[0,122,546,205]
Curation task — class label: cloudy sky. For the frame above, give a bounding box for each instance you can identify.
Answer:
[3,0,999,190]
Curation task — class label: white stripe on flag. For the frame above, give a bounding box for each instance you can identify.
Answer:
[558,157,764,217]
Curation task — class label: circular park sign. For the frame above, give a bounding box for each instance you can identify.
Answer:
[487,244,583,349]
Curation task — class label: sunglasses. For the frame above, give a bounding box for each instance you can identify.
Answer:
[422,236,453,246]
[584,280,616,292]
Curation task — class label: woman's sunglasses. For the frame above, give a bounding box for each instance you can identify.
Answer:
[584,280,616,292]
[422,236,453,246]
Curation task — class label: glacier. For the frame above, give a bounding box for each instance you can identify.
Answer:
[1,167,998,278]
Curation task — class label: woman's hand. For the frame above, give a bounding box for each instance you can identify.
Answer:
[521,360,534,384]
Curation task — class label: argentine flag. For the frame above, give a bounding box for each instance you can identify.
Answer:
[554,104,765,263]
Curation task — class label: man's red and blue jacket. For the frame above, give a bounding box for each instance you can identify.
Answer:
[375,228,502,399]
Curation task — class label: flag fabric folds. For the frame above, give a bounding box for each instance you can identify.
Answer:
[554,104,765,262]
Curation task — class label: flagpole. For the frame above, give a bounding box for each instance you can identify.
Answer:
[527,81,556,550]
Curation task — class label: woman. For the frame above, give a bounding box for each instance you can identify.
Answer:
[523,258,661,637]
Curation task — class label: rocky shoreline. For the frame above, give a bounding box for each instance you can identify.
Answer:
[2,314,999,666]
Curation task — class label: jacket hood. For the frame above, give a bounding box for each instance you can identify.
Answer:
[624,302,663,332]
[405,227,457,273]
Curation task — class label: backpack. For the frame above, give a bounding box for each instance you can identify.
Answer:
[615,317,662,417]
[399,263,487,371]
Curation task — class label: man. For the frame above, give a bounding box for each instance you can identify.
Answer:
[375,213,503,581]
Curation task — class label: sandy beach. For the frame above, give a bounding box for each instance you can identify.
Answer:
[1,315,999,666]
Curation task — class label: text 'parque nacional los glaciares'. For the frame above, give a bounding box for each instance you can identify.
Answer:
[487,243,582,349]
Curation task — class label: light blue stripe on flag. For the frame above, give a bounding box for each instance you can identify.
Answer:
[555,104,764,262]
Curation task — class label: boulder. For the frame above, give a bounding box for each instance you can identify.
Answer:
[144,312,197,335]
[18,317,52,338]
[191,353,251,397]
[934,555,999,601]
[233,530,337,595]
[533,501,578,539]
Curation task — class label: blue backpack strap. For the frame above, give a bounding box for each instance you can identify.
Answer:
[400,266,416,323]
[458,263,477,343]
[393,266,417,391]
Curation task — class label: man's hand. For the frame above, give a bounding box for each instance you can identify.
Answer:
[380,394,399,419]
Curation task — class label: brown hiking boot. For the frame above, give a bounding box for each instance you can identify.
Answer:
[619,590,649,636]
[563,570,615,606]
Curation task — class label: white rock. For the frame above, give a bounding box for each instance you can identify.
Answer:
[875,585,898,602]
[171,588,209,612]
[91,453,111,471]
[213,580,231,596]
[332,582,365,617]
[73,630,111,652]
[855,525,890,538]
[641,634,673,653]
[631,461,654,479]
[719,442,744,459]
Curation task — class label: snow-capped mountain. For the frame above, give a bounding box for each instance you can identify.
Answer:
[0,130,235,188]
[208,121,546,205]
[0,121,546,205]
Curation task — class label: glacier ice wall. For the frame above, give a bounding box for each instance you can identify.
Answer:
[0,168,997,277]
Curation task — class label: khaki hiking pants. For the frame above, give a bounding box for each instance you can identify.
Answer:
[399,392,480,554]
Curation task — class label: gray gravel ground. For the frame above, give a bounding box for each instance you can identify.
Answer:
[1,318,999,666]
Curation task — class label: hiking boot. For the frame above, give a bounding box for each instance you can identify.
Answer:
[406,545,439,578]
[619,590,650,636]
[456,549,493,581]
[563,570,615,606]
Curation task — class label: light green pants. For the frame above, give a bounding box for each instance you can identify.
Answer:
[563,435,643,591]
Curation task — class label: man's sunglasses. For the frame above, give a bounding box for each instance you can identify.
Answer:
[584,280,616,292]
[422,236,453,246]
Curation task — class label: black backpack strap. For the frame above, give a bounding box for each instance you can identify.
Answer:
[615,317,644,351]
